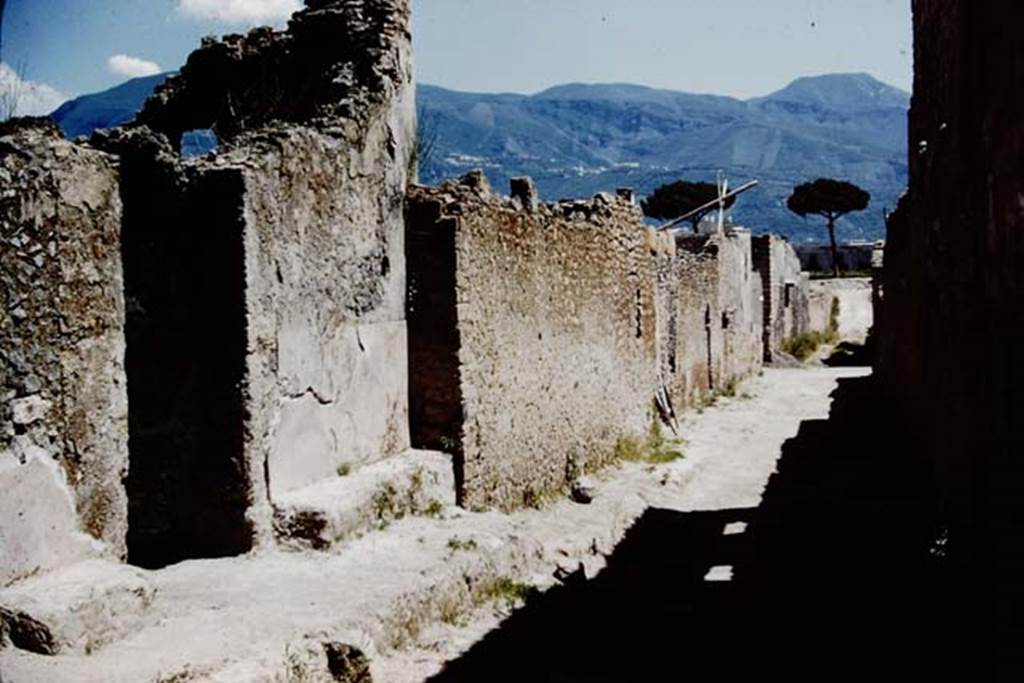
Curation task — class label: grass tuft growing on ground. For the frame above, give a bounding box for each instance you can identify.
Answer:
[615,416,685,464]
[478,577,537,610]
[782,296,840,360]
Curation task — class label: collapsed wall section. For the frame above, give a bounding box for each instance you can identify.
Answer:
[92,0,415,565]
[0,120,128,584]
[753,234,810,361]
[407,177,657,511]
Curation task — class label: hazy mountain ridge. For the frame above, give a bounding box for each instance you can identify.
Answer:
[51,72,908,241]
[418,73,908,241]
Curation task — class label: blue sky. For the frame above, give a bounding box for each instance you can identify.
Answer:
[1,0,912,114]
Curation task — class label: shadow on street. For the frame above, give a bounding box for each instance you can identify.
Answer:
[429,372,976,682]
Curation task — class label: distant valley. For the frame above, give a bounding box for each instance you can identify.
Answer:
[51,72,908,241]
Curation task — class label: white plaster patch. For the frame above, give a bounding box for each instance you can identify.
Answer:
[11,395,51,426]
[0,448,99,586]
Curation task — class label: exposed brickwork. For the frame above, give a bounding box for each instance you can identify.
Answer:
[408,178,769,510]
[753,234,810,361]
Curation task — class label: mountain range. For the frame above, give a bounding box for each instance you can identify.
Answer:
[51,72,908,242]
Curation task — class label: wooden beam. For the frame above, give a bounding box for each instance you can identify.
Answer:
[656,179,760,231]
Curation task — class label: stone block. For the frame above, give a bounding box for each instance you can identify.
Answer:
[0,560,155,655]
[273,450,455,550]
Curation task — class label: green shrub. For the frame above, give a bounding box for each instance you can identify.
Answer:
[782,296,841,361]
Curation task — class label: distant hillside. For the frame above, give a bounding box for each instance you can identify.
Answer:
[418,73,908,241]
[51,74,171,139]
[51,72,907,241]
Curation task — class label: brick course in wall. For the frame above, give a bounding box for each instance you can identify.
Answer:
[753,234,810,361]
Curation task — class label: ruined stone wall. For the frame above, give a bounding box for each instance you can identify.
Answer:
[656,230,763,411]
[407,178,657,511]
[753,234,810,361]
[878,1,1024,675]
[714,229,763,381]
[808,278,872,343]
[92,0,415,566]
[655,236,717,409]
[0,120,127,584]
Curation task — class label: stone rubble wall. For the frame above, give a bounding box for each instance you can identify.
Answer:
[0,0,806,579]
[53,0,415,567]
[656,230,765,409]
[808,278,872,343]
[408,177,769,510]
[408,178,659,511]
[0,120,128,585]
[877,0,1024,675]
[753,234,810,361]
[653,234,720,409]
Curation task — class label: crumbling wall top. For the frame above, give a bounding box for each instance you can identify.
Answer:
[408,171,644,231]
[135,0,412,148]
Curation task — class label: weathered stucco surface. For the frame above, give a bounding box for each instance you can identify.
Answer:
[808,278,872,343]
[0,120,127,584]
[753,234,810,360]
[408,178,657,510]
[877,1,1024,676]
[90,0,415,566]
[713,229,762,382]
[656,230,764,410]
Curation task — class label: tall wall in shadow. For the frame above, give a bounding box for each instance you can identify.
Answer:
[877,1,1024,676]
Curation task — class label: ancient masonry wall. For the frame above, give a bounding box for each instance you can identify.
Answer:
[808,278,872,343]
[877,0,1023,674]
[655,231,763,410]
[0,120,128,585]
[653,234,719,409]
[753,234,810,361]
[408,177,768,510]
[714,229,763,381]
[95,0,415,566]
[407,178,658,510]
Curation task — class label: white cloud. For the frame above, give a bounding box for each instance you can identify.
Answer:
[108,54,163,79]
[176,0,302,24]
[0,63,67,118]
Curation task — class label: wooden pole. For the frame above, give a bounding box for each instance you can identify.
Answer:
[657,179,760,231]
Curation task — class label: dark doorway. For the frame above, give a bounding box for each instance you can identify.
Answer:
[120,154,253,568]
